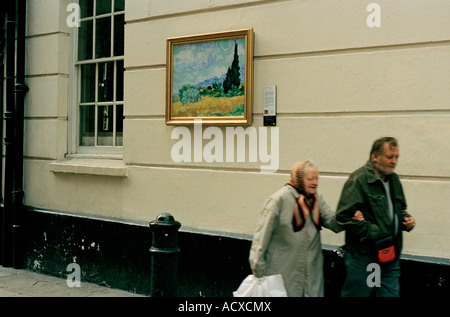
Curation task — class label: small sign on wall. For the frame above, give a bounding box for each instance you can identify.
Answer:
[264,85,276,126]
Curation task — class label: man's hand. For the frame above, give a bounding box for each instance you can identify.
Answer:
[352,210,365,221]
[403,216,415,230]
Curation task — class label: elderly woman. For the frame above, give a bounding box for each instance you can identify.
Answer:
[249,160,343,297]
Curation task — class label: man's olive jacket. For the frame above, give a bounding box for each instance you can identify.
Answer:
[336,160,413,256]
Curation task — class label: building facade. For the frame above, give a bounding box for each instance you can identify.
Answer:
[1,0,449,296]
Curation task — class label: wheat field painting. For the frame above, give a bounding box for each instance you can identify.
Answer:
[166,29,254,125]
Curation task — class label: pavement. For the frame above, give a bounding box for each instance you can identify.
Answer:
[0,266,146,297]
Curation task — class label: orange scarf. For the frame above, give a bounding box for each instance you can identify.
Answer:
[291,190,321,232]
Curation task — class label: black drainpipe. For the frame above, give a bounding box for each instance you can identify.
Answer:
[13,0,28,269]
[0,5,6,266]
[3,0,27,268]
[2,0,17,267]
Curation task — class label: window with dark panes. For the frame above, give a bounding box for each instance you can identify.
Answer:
[77,0,124,149]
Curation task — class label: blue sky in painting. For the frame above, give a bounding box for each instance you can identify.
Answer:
[172,38,245,96]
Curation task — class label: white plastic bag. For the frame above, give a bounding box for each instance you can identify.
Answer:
[233,274,287,297]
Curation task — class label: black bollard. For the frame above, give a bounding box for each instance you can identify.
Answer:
[149,213,181,297]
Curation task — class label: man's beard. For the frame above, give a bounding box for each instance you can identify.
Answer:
[374,162,394,176]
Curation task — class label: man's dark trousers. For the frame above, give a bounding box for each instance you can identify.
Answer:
[341,252,401,297]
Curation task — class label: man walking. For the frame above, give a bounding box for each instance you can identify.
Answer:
[336,137,415,296]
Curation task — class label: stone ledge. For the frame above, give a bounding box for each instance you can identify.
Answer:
[49,158,128,177]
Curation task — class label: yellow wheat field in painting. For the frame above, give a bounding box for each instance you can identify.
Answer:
[172,95,245,117]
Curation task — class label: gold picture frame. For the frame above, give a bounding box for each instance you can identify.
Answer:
[166,28,254,125]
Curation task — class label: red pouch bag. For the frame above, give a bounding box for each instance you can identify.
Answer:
[375,236,396,263]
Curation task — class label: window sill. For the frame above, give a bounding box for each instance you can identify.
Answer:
[49,158,128,177]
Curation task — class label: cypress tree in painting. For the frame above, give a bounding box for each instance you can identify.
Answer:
[223,42,240,94]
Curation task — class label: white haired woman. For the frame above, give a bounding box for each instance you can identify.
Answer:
[249,160,355,297]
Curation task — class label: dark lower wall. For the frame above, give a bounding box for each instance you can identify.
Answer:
[18,207,450,297]
[21,207,252,296]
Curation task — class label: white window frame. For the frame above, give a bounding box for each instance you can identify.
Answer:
[68,0,124,158]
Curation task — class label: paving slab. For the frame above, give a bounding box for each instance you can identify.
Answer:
[0,266,145,297]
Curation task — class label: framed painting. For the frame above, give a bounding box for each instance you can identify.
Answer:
[166,28,254,125]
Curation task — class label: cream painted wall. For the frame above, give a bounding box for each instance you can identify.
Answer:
[22,0,450,259]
